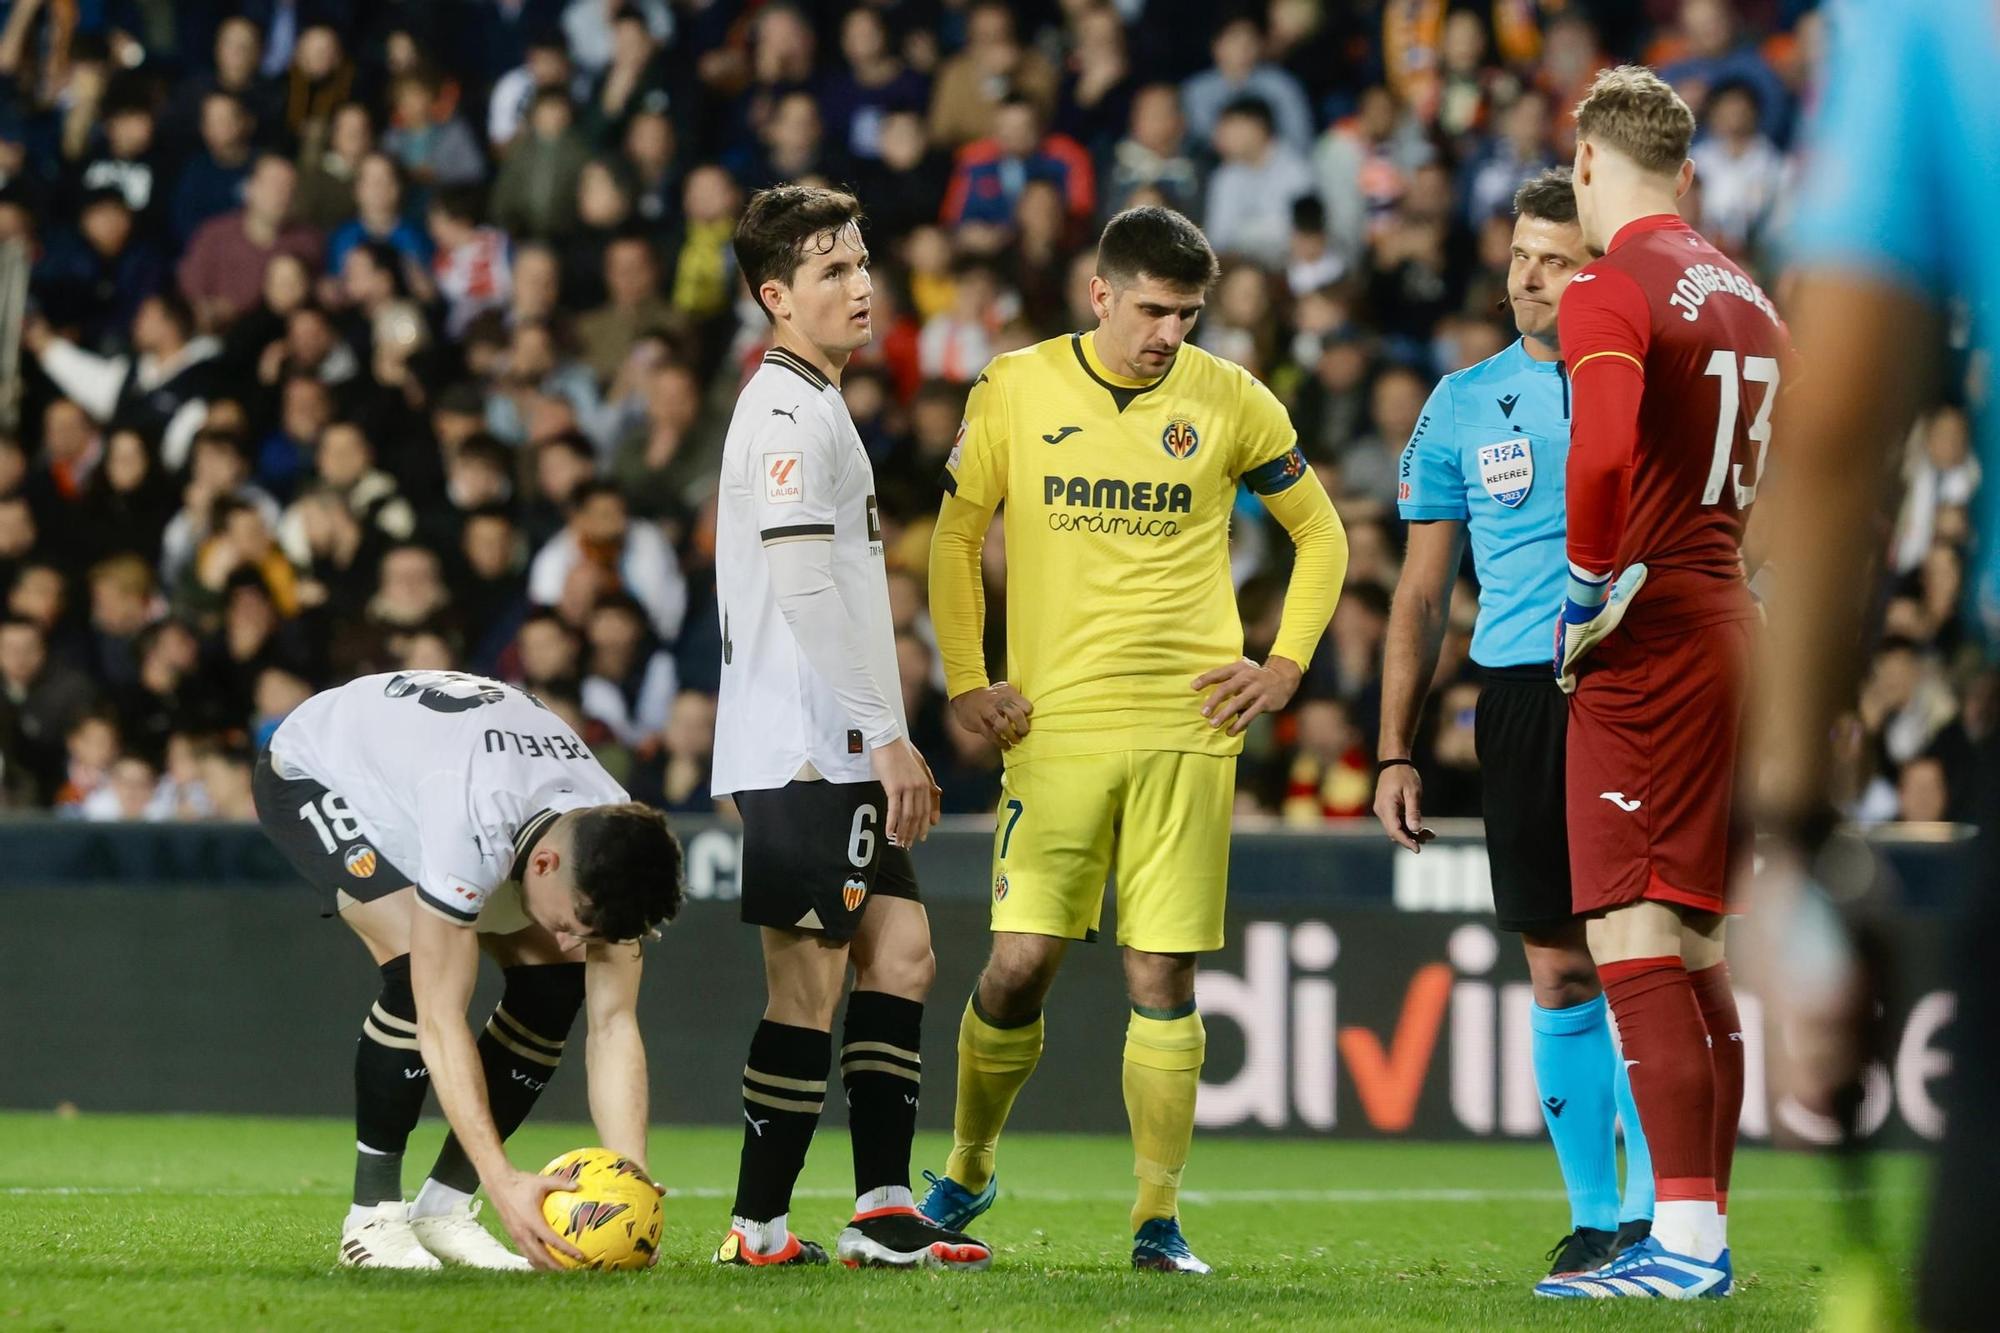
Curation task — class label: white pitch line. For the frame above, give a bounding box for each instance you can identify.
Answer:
[1,1185,1903,1203]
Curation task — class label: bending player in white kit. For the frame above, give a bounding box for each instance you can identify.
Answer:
[708,185,988,1269]
[252,670,684,1270]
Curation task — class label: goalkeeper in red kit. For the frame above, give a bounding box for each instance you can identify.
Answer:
[1534,67,1789,1301]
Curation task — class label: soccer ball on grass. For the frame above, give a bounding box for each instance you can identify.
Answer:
[537,1148,663,1270]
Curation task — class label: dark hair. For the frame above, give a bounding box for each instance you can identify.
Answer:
[192,428,249,464]
[353,239,410,295]
[1511,167,1577,225]
[456,432,512,472]
[538,429,596,463]
[733,184,865,322]
[1218,94,1276,134]
[566,478,626,514]
[1095,205,1220,293]
[430,185,484,226]
[147,290,196,341]
[568,802,685,942]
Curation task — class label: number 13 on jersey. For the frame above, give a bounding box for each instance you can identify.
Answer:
[1701,349,1780,509]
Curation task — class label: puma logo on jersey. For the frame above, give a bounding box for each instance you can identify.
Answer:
[770,405,799,423]
[744,1110,770,1137]
[1571,272,1598,282]
[1042,425,1081,444]
[1497,393,1520,418]
[1599,791,1642,811]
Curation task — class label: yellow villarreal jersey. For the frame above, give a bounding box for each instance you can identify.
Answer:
[942,332,1300,761]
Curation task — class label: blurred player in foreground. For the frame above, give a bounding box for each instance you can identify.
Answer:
[253,670,684,1270]
[1376,167,1654,1286]
[918,206,1348,1272]
[1536,67,1788,1299]
[1763,4,1999,1326]
[709,185,989,1271]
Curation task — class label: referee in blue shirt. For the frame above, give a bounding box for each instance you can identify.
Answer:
[1372,169,1653,1284]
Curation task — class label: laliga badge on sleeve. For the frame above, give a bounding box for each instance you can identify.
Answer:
[1477,438,1533,508]
[764,451,804,504]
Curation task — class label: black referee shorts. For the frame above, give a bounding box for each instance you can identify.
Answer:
[1473,664,1575,935]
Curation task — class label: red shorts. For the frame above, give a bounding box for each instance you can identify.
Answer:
[1567,614,1753,917]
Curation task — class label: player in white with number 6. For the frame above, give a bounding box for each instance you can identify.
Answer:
[252,670,684,1270]
[707,185,989,1270]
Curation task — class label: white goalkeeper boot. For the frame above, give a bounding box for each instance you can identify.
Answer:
[339,1201,443,1270]
[409,1197,533,1270]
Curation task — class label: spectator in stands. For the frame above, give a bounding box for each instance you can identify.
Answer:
[53,709,122,813]
[82,427,177,566]
[26,291,218,472]
[77,752,164,821]
[489,32,575,152]
[160,430,282,589]
[621,108,679,224]
[492,88,592,240]
[1655,0,1790,140]
[1182,12,1316,156]
[941,93,1094,230]
[1340,363,1429,506]
[609,356,712,522]
[919,256,1007,383]
[1459,89,1556,228]
[179,153,324,331]
[1689,80,1783,258]
[326,152,434,278]
[640,687,719,814]
[1312,84,1434,268]
[0,615,95,802]
[574,232,673,387]
[455,505,529,671]
[169,92,258,249]
[527,480,685,643]
[1106,84,1201,218]
[427,186,513,337]
[580,591,676,751]
[33,188,163,352]
[511,607,584,696]
[822,6,929,166]
[929,3,1059,148]
[850,109,951,244]
[1204,96,1315,268]
[79,96,164,239]
[84,555,156,692]
[381,69,486,190]
[294,102,374,233]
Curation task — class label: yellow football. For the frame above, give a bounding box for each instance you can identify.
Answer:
[538,1148,664,1271]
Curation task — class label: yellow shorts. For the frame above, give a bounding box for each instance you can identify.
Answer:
[988,750,1235,953]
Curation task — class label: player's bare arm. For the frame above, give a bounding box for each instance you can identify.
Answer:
[409,907,583,1269]
[1373,519,1466,851]
[583,941,649,1169]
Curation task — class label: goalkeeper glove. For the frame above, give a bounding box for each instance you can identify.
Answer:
[1554,562,1648,695]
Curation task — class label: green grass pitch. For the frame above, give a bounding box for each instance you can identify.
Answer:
[0,1112,1922,1330]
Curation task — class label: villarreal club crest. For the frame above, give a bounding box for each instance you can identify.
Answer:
[1161,419,1200,460]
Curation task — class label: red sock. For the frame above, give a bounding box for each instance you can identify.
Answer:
[1600,956,1716,1203]
[1689,961,1743,1211]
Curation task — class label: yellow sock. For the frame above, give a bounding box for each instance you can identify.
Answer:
[943,996,1044,1192]
[1122,1007,1206,1232]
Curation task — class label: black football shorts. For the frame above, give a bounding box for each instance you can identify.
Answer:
[734,778,920,942]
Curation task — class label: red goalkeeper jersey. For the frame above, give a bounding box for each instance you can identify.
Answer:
[1559,214,1789,628]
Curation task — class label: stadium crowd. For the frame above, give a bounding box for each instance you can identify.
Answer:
[0,0,1980,830]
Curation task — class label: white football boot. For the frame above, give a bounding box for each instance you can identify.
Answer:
[409,1198,534,1270]
[339,1201,443,1270]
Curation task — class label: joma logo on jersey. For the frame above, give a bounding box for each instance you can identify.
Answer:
[1043,476,1192,512]
[1161,418,1200,459]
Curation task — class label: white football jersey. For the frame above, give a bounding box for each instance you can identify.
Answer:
[268,671,629,930]
[712,347,904,794]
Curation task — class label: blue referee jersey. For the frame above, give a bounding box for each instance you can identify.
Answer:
[1396,339,1571,668]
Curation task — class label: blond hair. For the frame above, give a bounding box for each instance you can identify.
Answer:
[1574,65,1695,174]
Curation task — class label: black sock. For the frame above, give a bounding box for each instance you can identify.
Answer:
[841,991,923,1202]
[732,1020,831,1223]
[428,962,585,1194]
[354,954,429,1207]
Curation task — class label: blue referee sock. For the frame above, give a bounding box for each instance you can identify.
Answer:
[1613,1046,1655,1224]
[1530,994,1621,1233]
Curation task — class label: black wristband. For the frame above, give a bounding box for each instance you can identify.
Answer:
[1376,757,1416,774]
